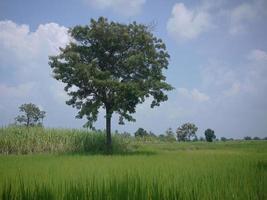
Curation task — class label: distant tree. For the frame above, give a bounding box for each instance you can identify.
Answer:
[204,129,216,142]
[148,131,157,138]
[121,131,131,138]
[220,137,227,142]
[134,128,148,137]
[263,137,267,140]
[157,134,165,141]
[165,128,176,142]
[244,136,252,140]
[253,136,260,140]
[49,17,173,152]
[199,137,205,141]
[192,136,198,142]
[176,123,198,141]
[15,103,46,127]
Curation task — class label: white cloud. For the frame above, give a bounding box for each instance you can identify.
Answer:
[86,0,146,16]
[248,49,267,62]
[0,20,69,65]
[223,82,241,96]
[167,3,212,41]
[229,3,256,34]
[0,20,72,126]
[0,83,34,98]
[177,88,210,102]
[229,0,267,35]
[0,20,70,85]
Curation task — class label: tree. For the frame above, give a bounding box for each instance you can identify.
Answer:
[176,123,198,141]
[244,136,252,140]
[204,129,216,142]
[165,128,176,142]
[49,17,173,152]
[134,128,148,137]
[15,103,46,127]
[148,131,157,138]
[220,137,227,142]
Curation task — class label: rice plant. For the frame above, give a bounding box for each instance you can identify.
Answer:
[0,137,266,199]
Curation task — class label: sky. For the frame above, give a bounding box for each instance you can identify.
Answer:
[0,0,267,139]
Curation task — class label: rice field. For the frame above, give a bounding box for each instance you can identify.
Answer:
[0,128,266,199]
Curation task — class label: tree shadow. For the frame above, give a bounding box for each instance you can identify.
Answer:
[60,149,157,156]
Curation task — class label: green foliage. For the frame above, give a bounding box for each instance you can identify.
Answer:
[157,128,176,142]
[204,128,216,142]
[0,127,132,155]
[165,128,176,141]
[176,123,198,141]
[134,128,148,137]
[244,136,252,140]
[253,136,260,140]
[0,141,266,199]
[15,103,46,127]
[49,17,173,150]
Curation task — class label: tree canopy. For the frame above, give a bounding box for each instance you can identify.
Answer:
[15,103,46,127]
[134,128,149,137]
[49,17,173,150]
[204,129,216,142]
[176,123,198,141]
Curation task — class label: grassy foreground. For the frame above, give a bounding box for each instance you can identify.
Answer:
[0,138,266,199]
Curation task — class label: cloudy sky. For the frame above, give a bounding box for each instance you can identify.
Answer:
[0,0,267,138]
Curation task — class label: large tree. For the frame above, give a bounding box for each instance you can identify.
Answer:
[176,123,198,141]
[15,103,46,127]
[49,17,173,152]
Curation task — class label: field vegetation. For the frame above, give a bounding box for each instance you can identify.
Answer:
[0,127,266,200]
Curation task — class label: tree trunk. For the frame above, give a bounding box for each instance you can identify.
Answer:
[26,116,30,127]
[106,107,112,154]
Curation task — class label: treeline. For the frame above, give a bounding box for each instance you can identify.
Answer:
[132,123,217,142]
[116,127,266,142]
[10,103,266,144]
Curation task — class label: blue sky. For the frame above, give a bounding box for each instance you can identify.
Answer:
[0,0,267,138]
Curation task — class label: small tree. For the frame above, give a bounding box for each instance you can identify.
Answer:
[220,137,227,142]
[204,129,216,142]
[165,128,176,142]
[244,136,252,140]
[49,17,173,152]
[176,123,198,141]
[253,136,260,140]
[15,103,46,127]
[134,128,148,137]
[148,131,157,138]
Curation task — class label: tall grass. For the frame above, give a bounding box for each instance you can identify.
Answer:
[0,127,132,154]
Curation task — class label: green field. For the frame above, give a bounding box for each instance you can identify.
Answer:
[0,129,266,200]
